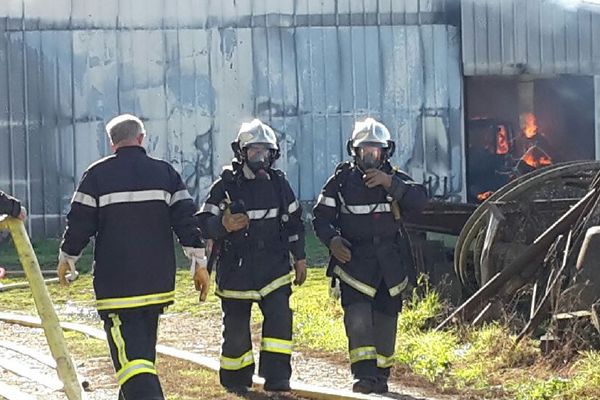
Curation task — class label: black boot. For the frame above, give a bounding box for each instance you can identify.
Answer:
[264,379,291,392]
[224,384,250,395]
[373,376,389,394]
[352,377,378,394]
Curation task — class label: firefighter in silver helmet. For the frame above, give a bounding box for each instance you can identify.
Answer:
[313,117,427,394]
[197,119,306,394]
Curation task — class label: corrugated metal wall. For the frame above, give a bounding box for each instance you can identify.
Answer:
[461,0,600,76]
[596,76,600,160]
[0,0,463,238]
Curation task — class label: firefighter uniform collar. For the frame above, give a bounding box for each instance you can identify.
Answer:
[116,146,147,155]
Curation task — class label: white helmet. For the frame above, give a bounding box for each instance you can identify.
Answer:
[235,119,279,151]
[347,118,395,170]
[231,119,280,174]
[348,118,392,150]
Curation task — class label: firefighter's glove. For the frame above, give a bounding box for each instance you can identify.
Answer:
[363,169,393,189]
[184,247,206,274]
[184,247,210,302]
[293,259,307,286]
[222,207,249,233]
[329,236,352,263]
[57,250,79,286]
[329,278,341,300]
[17,206,27,221]
[194,265,210,302]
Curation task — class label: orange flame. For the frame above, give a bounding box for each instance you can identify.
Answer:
[521,146,552,169]
[496,125,509,155]
[477,191,494,202]
[521,112,538,139]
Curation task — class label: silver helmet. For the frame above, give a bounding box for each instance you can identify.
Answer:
[232,119,280,175]
[349,118,392,150]
[235,119,278,151]
[347,118,395,170]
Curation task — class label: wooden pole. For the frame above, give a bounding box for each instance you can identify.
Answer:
[2,217,82,400]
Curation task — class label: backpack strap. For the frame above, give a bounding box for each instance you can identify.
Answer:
[268,168,292,232]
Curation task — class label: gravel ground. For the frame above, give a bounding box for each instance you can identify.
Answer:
[0,309,459,400]
[0,321,118,399]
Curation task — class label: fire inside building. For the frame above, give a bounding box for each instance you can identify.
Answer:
[465,77,596,203]
[405,0,600,307]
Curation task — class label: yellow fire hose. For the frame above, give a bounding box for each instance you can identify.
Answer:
[0,216,82,400]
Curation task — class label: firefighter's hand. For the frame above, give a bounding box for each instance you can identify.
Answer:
[329,236,352,263]
[194,266,210,302]
[222,207,249,233]
[57,261,72,286]
[293,259,307,286]
[363,169,393,189]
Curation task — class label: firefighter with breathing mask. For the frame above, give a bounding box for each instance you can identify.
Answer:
[312,117,427,394]
[196,119,306,394]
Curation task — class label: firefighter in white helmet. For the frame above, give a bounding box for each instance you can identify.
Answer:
[313,117,427,394]
[197,119,306,394]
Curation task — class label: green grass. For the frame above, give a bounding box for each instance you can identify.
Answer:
[170,271,222,317]
[291,269,346,353]
[290,269,600,399]
[0,274,96,314]
[304,225,329,267]
[64,330,108,359]
[562,352,600,399]
[0,237,94,272]
[509,378,570,400]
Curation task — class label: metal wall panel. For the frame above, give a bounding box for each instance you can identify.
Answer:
[596,76,600,160]
[0,0,462,237]
[462,0,600,76]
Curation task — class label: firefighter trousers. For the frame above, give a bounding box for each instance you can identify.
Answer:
[341,281,400,380]
[101,308,165,400]
[219,286,293,389]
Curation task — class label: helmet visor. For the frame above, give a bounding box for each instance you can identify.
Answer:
[246,143,271,163]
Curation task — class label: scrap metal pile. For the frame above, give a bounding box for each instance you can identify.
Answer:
[439,161,600,346]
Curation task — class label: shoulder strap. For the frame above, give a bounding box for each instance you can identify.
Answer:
[333,161,352,191]
[269,169,291,226]
[219,165,243,205]
[330,161,353,215]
